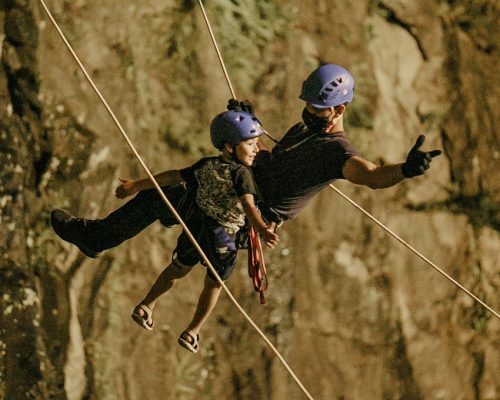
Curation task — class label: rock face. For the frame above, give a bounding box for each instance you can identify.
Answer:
[0,0,498,399]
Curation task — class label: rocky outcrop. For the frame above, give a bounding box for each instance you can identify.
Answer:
[1,0,498,399]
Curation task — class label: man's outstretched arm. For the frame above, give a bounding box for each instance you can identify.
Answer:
[342,135,441,189]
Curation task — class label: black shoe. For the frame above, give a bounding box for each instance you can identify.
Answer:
[51,209,101,258]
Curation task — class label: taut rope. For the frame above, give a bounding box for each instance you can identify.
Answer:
[38,0,315,398]
[329,184,499,319]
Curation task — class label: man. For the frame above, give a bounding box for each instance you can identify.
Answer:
[246,63,441,225]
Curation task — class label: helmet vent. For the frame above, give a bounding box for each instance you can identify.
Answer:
[299,64,354,107]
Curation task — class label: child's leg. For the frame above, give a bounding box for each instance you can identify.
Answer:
[184,274,223,335]
[132,258,193,331]
[178,274,222,352]
[182,223,237,335]
[176,219,236,352]
[139,259,193,310]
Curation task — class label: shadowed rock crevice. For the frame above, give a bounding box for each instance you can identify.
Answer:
[471,351,485,400]
[405,191,500,232]
[373,2,428,60]
[388,322,423,400]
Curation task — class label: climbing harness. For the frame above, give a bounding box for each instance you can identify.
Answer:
[37,1,315,399]
[248,226,268,304]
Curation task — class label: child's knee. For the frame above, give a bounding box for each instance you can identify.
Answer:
[172,257,194,273]
[205,272,223,288]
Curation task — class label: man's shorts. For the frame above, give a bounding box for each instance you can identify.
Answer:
[174,210,238,281]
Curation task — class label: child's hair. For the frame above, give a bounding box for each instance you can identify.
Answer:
[210,111,264,150]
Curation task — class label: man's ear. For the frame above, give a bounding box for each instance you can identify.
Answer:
[224,143,234,154]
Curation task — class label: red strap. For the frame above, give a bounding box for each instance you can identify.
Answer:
[247,226,268,304]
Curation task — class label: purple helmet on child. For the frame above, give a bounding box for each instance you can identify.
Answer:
[299,64,355,108]
[210,110,264,150]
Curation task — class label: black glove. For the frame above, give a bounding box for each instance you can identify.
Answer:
[226,98,254,114]
[402,135,442,178]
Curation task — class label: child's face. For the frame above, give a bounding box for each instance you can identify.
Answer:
[234,137,260,167]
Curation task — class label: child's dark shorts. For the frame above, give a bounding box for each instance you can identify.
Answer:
[174,211,239,281]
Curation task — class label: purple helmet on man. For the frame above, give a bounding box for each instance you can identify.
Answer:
[210,110,264,150]
[299,64,355,108]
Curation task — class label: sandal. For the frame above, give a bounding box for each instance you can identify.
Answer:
[178,330,200,353]
[131,304,154,331]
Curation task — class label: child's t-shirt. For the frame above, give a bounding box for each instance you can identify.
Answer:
[180,156,257,234]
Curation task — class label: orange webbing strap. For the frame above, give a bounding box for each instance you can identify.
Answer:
[247,226,268,304]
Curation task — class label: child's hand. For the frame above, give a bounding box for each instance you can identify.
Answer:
[261,227,279,249]
[115,178,137,199]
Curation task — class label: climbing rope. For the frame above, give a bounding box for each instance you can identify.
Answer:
[197,0,236,99]
[197,0,278,145]
[196,1,499,321]
[37,1,315,399]
[329,185,499,319]
[248,226,269,304]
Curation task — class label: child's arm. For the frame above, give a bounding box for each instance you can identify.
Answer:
[240,194,279,249]
[115,170,183,199]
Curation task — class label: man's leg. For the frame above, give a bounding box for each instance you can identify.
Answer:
[51,185,186,256]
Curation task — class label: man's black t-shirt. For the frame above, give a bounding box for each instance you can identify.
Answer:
[252,123,359,220]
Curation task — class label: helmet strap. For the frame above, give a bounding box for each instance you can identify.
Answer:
[302,105,345,133]
[302,108,332,132]
[223,143,242,163]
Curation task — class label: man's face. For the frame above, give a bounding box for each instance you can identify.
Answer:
[305,103,334,119]
[305,103,336,132]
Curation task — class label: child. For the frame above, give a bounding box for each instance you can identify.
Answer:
[52,110,279,353]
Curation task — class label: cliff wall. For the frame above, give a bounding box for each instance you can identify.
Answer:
[0,1,498,399]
